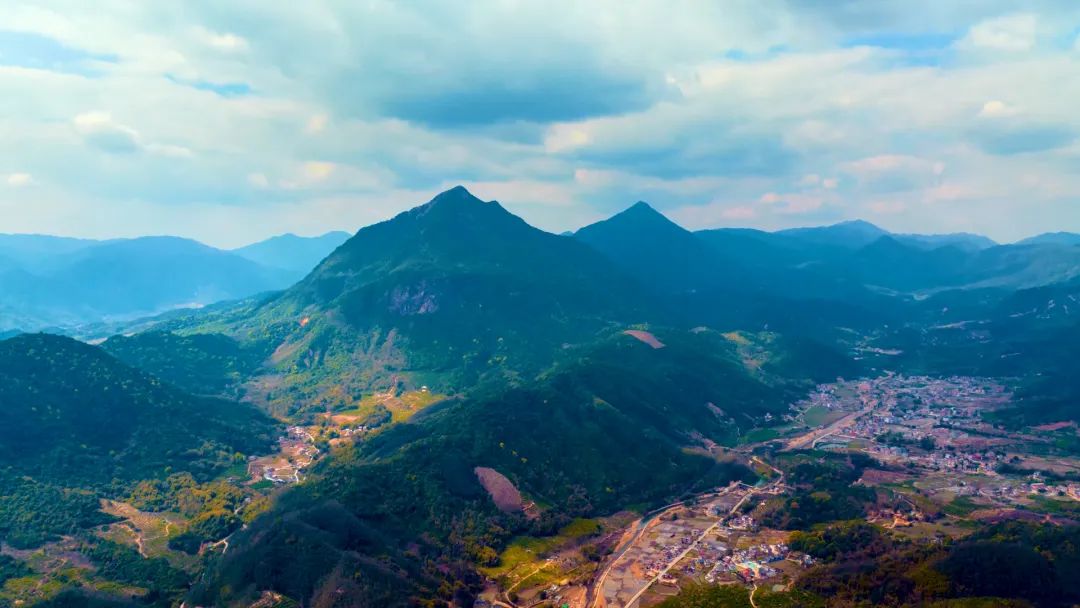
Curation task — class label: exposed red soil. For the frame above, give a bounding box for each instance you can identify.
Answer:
[623,330,665,349]
[474,467,524,513]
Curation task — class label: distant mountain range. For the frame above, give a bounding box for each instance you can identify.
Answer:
[4,204,1078,336]
[0,231,350,331]
[231,231,352,273]
[1016,231,1080,247]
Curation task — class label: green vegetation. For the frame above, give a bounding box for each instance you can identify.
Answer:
[655,584,824,608]
[786,519,1080,607]
[941,495,981,518]
[0,334,277,550]
[0,334,277,488]
[0,555,32,587]
[802,406,840,428]
[101,331,263,396]
[0,472,116,548]
[758,452,877,530]
[191,331,791,606]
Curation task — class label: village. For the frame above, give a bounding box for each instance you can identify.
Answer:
[506,374,1080,608]
[592,473,803,608]
[788,374,1080,511]
[246,425,322,484]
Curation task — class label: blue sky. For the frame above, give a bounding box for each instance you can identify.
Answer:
[1,1,1079,247]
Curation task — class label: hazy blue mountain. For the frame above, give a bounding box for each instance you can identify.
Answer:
[231,231,351,276]
[1017,232,1080,246]
[770,220,993,253]
[896,232,997,251]
[0,233,106,272]
[574,201,738,292]
[0,236,295,331]
[573,203,895,337]
[960,243,1080,289]
[775,219,889,249]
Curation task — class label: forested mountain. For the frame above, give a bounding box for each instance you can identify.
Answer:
[175,186,658,416]
[0,333,277,549]
[0,333,276,486]
[189,328,828,606]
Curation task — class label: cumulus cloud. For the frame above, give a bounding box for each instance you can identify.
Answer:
[3,1,1080,243]
[71,112,192,157]
[194,28,249,53]
[978,100,1019,118]
[6,173,32,187]
[959,13,1040,52]
[841,155,945,193]
[72,111,140,154]
[967,122,1076,155]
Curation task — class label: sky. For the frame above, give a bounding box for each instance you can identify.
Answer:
[1,1,1080,248]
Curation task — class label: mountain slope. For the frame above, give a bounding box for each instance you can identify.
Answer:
[0,333,277,548]
[776,219,889,249]
[0,233,105,272]
[206,186,654,415]
[1017,232,1080,247]
[191,327,841,607]
[231,231,352,276]
[574,201,730,293]
[0,333,276,485]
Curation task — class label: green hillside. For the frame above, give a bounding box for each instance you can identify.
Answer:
[0,333,277,547]
[168,187,656,417]
[190,327,852,606]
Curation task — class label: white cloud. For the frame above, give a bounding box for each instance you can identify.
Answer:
[978,100,1019,118]
[6,173,32,187]
[196,29,249,52]
[305,114,329,134]
[1,1,1080,244]
[721,205,756,220]
[248,172,270,188]
[959,13,1039,52]
[302,161,336,181]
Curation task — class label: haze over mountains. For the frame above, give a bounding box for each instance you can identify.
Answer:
[0,231,350,331]
[3,192,1077,337]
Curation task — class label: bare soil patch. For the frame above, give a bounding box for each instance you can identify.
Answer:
[474,467,524,513]
[623,330,665,349]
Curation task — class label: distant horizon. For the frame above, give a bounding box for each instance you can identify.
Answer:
[3,3,1080,248]
[1,187,1075,250]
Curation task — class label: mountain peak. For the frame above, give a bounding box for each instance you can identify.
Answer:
[627,200,657,213]
[601,201,686,230]
[424,185,484,208]
[406,185,524,230]
[834,219,885,232]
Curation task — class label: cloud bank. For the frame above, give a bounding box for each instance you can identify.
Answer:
[1,1,1079,246]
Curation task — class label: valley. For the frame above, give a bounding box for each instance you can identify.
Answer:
[467,373,1080,608]
[3,187,1080,608]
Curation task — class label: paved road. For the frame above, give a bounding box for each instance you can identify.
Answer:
[584,488,736,608]
[611,478,778,608]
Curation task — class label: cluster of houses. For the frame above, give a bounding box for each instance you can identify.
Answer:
[700,542,804,584]
[247,426,321,484]
[642,523,703,577]
[726,515,756,531]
